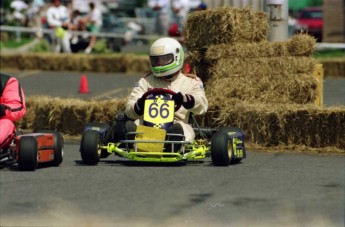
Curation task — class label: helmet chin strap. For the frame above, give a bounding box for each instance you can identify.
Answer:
[162,70,180,81]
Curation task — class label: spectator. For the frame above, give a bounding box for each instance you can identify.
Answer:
[172,0,190,24]
[198,1,207,10]
[46,0,72,53]
[288,9,297,37]
[0,73,26,151]
[188,0,201,11]
[148,0,172,35]
[10,0,28,24]
[10,0,28,42]
[27,0,46,38]
[170,0,190,36]
[70,9,83,43]
[123,21,144,45]
[83,2,102,54]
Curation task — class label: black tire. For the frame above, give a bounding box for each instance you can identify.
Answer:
[84,122,111,144]
[36,130,64,166]
[80,130,101,165]
[84,122,111,158]
[18,136,38,171]
[211,131,231,166]
[217,126,244,165]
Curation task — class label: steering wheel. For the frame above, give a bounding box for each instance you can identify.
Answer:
[141,88,181,112]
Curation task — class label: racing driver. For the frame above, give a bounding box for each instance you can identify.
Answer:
[122,37,208,150]
[0,73,26,150]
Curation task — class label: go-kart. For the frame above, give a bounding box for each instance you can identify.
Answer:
[80,88,246,166]
[0,130,64,171]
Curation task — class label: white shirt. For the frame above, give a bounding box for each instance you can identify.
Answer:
[10,0,28,11]
[88,8,102,27]
[46,5,70,27]
[172,0,191,21]
[148,0,171,14]
[10,0,28,20]
[189,0,201,9]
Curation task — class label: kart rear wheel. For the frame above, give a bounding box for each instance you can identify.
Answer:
[80,130,101,165]
[211,131,232,166]
[18,136,38,171]
[218,126,244,164]
[36,130,64,166]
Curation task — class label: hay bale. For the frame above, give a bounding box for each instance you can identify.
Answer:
[204,100,345,150]
[0,53,150,73]
[19,96,127,135]
[210,56,317,78]
[189,38,317,83]
[187,49,211,82]
[204,34,316,61]
[319,58,345,77]
[205,73,318,105]
[287,33,316,56]
[185,7,269,50]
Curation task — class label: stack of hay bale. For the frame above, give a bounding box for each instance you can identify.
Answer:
[20,96,127,135]
[185,7,345,152]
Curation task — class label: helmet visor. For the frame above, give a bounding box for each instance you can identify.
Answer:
[150,54,174,67]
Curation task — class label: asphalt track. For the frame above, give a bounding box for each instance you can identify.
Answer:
[0,70,344,226]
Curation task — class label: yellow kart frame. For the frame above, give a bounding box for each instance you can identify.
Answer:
[80,89,246,166]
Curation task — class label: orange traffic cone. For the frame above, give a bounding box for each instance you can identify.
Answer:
[79,74,89,94]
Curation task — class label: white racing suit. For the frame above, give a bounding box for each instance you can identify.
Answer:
[125,72,208,142]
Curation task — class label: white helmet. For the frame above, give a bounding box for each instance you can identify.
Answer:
[149,37,184,78]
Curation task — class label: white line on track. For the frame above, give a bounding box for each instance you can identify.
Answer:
[16,70,42,78]
[91,88,127,100]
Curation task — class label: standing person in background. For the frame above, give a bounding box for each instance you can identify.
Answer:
[10,0,28,42]
[83,2,102,54]
[288,9,296,37]
[46,0,72,53]
[0,74,26,151]
[197,1,207,10]
[148,0,172,35]
[188,0,201,11]
[27,0,46,38]
[171,0,190,36]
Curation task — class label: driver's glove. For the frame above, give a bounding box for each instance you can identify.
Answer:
[0,104,6,117]
[134,97,145,115]
[172,92,195,109]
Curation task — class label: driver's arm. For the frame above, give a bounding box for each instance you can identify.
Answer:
[0,77,26,122]
[189,79,208,115]
[125,77,149,119]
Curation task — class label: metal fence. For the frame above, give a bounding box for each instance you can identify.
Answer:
[1,25,344,50]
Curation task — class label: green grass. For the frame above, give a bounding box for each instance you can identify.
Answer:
[30,39,52,53]
[313,49,345,59]
[0,38,34,49]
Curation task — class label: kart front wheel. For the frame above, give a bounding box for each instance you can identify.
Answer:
[80,130,101,165]
[211,131,232,166]
[18,136,38,171]
[84,122,111,158]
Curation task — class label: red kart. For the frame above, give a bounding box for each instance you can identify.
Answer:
[0,130,63,171]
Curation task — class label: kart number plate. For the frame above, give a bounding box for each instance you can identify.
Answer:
[143,99,174,126]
